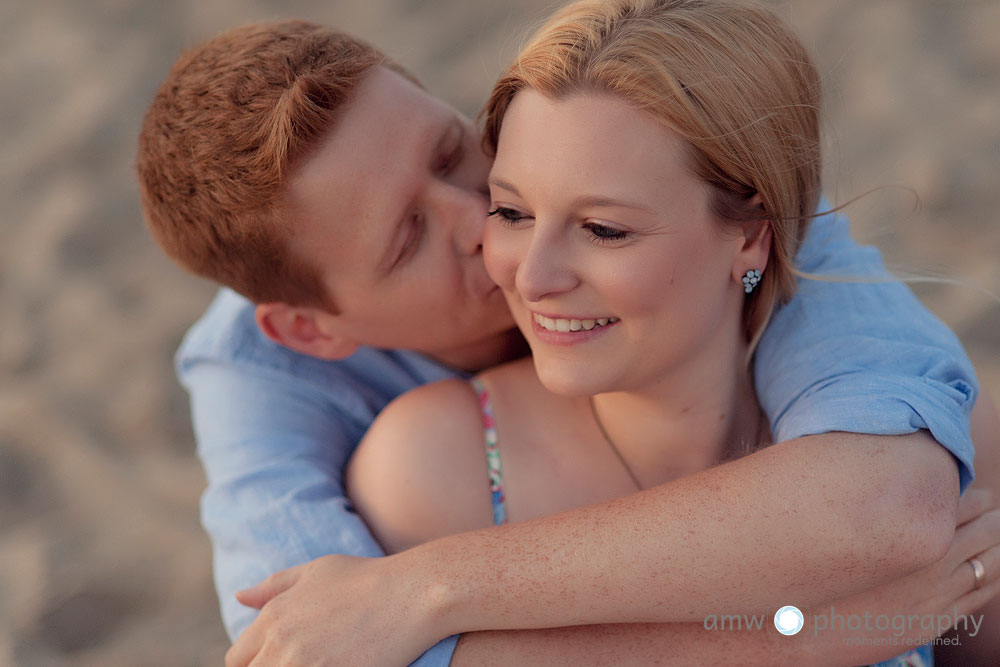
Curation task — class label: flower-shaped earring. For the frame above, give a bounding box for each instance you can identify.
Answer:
[742,269,761,294]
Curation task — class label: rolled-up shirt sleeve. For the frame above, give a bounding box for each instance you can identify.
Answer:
[177,289,460,666]
[754,204,977,491]
[184,360,381,637]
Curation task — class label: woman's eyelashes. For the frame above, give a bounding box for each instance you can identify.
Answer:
[488,206,630,244]
[583,222,629,243]
[487,206,527,225]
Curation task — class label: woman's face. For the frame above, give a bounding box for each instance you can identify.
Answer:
[484,89,753,396]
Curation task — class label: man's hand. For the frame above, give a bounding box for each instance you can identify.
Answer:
[222,490,1000,667]
[224,553,442,667]
[451,491,1000,667]
[802,489,1000,665]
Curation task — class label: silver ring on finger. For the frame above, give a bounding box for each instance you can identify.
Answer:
[969,556,986,591]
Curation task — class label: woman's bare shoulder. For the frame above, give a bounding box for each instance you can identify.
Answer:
[346,378,495,554]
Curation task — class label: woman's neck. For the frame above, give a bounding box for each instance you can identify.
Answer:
[588,328,763,488]
[428,327,529,374]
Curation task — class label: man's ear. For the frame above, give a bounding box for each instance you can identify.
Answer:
[731,194,772,284]
[254,302,360,360]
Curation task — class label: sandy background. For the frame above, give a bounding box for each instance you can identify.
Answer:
[1,0,997,665]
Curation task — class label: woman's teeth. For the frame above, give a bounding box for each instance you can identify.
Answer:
[533,314,619,332]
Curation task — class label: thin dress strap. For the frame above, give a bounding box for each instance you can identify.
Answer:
[471,378,507,525]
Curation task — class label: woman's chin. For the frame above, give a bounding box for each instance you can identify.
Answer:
[534,361,612,397]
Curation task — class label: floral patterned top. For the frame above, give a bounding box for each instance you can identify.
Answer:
[471,378,506,525]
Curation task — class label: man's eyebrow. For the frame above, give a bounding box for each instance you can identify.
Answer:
[489,176,655,214]
[433,117,462,164]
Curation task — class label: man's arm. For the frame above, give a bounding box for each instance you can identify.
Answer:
[404,431,957,636]
[406,205,977,635]
[452,621,808,667]
[179,290,461,666]
[936,395,1000,666]
[451,398,996,667]
[184,358,381,637]
[227,204,978,664]
[229,435,992,667]
[754,202,976,493]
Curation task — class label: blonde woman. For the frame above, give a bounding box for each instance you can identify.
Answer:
[230,1,1000,665]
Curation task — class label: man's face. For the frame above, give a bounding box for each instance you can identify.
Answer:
[282,67,514,362]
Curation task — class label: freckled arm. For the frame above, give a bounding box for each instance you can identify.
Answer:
[399,431,957,636]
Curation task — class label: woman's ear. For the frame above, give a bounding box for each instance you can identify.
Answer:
[254,303,360,360]
[732,194,772,285]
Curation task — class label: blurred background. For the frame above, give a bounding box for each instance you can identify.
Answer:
[1,0,997,664]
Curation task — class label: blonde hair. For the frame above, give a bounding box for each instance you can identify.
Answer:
[482,0,823,349]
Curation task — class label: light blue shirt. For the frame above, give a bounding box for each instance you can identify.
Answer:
[177,204,976,666]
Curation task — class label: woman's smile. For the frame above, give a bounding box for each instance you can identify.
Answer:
[528,310,621,346]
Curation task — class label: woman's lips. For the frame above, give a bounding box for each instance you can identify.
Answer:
[533,313,619,332]
[529,312,619,345]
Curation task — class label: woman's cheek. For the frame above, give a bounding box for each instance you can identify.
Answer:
[482,223,519,289]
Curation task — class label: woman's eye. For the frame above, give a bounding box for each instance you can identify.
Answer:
[584,222,628,242]
[487,207,527,225]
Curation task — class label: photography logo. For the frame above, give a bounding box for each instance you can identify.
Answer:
[774,605,804,636]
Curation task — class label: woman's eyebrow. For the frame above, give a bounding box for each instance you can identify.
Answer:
[488,176,521,196]
[489,176,654,214]
[570,194,655,213]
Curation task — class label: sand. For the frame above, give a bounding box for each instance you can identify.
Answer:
[1,1,997,665]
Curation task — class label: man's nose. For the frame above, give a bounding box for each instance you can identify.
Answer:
[428,179,488,256]
[515,226,579,303]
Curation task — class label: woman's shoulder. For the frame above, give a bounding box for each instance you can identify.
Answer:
[346,377,495,553]
[380,375,484,426]
[475,357,563,417]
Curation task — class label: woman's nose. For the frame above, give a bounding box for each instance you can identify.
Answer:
[514,228,579,303]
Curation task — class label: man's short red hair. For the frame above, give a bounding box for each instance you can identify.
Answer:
[137,20,409,307]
